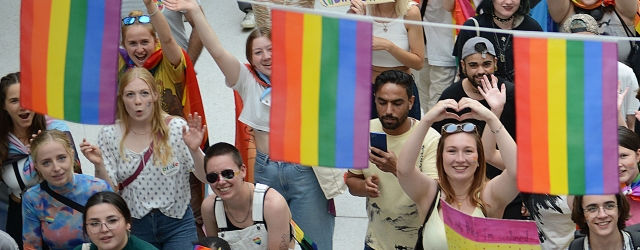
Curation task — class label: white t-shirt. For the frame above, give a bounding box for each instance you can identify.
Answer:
[350,118,440,250]
[97,118,195,219]
[228,62,271,132]
[420,0,456,67]
[619,62,640,119]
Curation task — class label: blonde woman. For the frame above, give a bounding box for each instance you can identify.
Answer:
[350,0,425,120]
[80,68,207,250]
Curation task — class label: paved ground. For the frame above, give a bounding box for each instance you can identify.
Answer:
[0,1,369,249]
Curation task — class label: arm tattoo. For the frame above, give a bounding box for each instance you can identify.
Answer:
[279,234,289,250]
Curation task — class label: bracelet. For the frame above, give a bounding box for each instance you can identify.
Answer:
[148,5,159,17]
[490,124,503,134]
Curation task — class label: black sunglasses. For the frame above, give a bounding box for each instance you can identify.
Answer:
[122,15,151,26]
[441,123,477,134]
[206,169,241,183]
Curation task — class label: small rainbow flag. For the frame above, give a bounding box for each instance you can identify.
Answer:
[514,37,619,195]
[269,9,372,169]
[20,0,120,124]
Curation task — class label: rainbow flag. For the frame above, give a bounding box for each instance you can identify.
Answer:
[514,37,619,195]
[452,0,475,34]
[270,9,372,169]
[20,0,120,124]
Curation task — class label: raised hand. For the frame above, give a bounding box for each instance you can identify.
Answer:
[478,74,506,115]
[182,112,207,151]
[350,0,367,15]
[164,0,199,12]
[617,80,629,113]
[80,139,103,166]
[365,174,381,198]
[458,97,496,122]
[423,99,460,123]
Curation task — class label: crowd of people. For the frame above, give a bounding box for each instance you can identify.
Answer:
[1,0,640,249]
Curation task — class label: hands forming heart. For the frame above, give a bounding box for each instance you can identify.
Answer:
[426,97,497,124]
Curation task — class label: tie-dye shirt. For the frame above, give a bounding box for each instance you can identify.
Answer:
[22,174,112,250]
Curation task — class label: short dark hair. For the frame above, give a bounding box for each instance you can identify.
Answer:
[373,69,414,99]
[476,0,530,17]
[82,192,132,235]
[571,193,630,235]
[193,236,231,250]
[619,126,640,152]
[203,142,244,173]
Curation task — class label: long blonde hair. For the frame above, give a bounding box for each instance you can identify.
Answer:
[436,131,489,215]
[117,68,173,166]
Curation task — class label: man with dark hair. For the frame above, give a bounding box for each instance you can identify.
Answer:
[346,70,440,250]
[432,37,523,220]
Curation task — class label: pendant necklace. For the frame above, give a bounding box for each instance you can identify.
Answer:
[378,6,393,32]
[491,22,511,63]
[225,183,253,224]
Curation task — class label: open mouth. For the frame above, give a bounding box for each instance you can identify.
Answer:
[218,186,231,192]
[18,113,30,119]
[453,166,468,172]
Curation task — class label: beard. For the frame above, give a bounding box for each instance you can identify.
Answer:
[380,112,409,130]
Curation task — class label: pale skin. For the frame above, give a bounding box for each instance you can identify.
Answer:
[348,0,425,82]
[165,0,272,153]
[547,0,637,25]
[202,156,293,250]
[396,97,518,221]
[477,75,507,170]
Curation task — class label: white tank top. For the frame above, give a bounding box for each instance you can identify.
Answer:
[371,15,410,67]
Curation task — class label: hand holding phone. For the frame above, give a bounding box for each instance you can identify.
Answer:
[370,132,387,157]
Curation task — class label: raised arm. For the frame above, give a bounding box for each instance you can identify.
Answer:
[458,96,518,218]
[397,99,458,219]
[547,0,573,24]
[478,75,507,169]
[144,0,183,67]
[184,6,204,65]
[80,138,116,191]
[182,113,207,183]
[165,0,242,86]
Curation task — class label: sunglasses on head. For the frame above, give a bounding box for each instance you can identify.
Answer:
[206,169,241,183]
[441,123,477,134]
[122,15,151,26]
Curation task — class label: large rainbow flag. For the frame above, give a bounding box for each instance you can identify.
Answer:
[269,9,372,169]
[20,0,120,124]
[514,37,619,195]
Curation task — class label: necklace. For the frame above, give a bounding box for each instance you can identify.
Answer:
[492,13,514,23]
[377,6,394,32]
[225,183,253,224]
[130,128,151,135]
[454,195,468,210]
[491,22,511,64]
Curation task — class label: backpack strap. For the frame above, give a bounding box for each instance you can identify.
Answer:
[568,236,585,250]
[420,0,428,44]
[627,230,640,249]
[214,196,228,230]
[40,180,85,213]
[252,183,269,224]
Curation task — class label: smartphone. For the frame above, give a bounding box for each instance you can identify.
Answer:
[370,132,388,157]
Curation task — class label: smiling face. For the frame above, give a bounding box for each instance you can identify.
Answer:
[582,195,619,238]
[3,83,34,130]
[250,36,272,78]
[85,203,130,250]
[123,25,157,67]
[441,132,480,182]
[206,154,246,200]
[461,53,496,87]
[34,140,74,187]
[493,0,520,19]
[619,145,640,184]
[121,78,157,123]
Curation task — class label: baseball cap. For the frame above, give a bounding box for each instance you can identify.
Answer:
[560,14,599,35]
[461,37,497,60]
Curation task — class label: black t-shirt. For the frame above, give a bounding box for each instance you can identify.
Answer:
[432,78,516,143]
[453,14,543,83]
